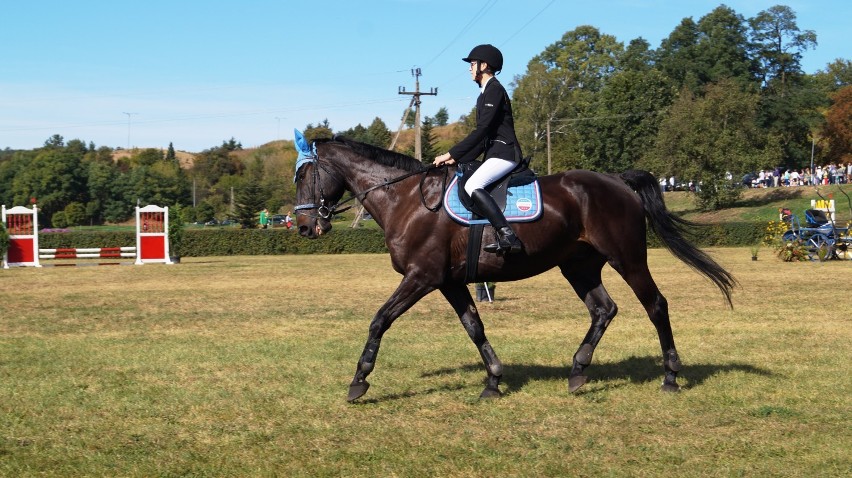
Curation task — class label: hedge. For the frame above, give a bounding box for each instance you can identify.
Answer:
[38,228,389,257]
[37,222,769,257]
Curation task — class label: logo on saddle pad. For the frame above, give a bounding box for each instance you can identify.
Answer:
[443,176,542,226]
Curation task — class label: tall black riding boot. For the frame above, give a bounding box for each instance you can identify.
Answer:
[470,189,524,255]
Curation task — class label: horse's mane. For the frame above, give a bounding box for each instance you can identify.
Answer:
[321,136,426,173]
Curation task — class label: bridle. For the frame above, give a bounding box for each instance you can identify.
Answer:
[293,147,449,221]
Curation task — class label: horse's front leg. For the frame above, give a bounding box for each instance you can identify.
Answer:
[348,275,433,402]
[440,283,503,399]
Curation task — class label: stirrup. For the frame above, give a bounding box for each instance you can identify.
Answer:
[484,227,523,255]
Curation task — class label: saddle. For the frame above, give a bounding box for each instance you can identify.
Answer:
[442,158,541,284]
[443,158,542,225]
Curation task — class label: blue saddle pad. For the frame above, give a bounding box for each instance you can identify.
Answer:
[443,175,543,225]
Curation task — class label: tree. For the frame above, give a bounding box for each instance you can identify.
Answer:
[655,6,758,92]
[341,123,369,142]
[234,178,266,228]
[133,148,164,167]
[513,26,621,172]
[575,68,674,172]
[749,5,817,92]
[222,137,243,151]
[191,144,245,189]
[303,120,333,142]
[11,146,88,225]
[745,6,821,167]
[812,59,852,95]
[822,85,852,163]
[419,117,438,164]
[63,202,86,226]
[366,117,391,147]
[86,160,120,224]
[43,134,65,149]
[694,6,759,88]
[434,107,449,126]
[655,17,701,90]
[403,109,416,129]
[643,80,780,210]
[166,142,177,162]
[621,38,654,72]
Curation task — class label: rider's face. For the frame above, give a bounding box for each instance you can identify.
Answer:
[470,61,486,82]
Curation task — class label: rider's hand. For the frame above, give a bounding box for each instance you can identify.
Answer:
[434,153,455,166]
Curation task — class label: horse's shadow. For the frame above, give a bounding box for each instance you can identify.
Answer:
[373,355,771,399]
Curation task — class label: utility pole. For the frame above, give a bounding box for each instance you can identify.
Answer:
[122,112,138,150]
[275,116,284,141]
[352,74,436,229]
[398,67,437,160]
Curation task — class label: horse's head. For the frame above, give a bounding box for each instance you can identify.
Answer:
[293,131,345,238]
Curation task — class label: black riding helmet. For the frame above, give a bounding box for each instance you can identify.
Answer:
[462,44,503,74]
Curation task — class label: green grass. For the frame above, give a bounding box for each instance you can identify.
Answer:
[1,251,850,476]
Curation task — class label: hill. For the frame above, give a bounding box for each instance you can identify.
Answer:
[112,148,197,169]
[668,186,851,224]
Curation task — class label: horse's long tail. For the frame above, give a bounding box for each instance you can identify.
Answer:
[620,169,737,307]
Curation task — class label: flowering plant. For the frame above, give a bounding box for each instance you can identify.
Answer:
[764,219,809,262]
[777,239,810,262]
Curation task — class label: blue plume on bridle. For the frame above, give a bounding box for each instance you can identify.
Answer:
[293,128,317,183]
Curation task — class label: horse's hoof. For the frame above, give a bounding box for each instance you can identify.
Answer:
[479,387,502,400]
[568,375,588,393]
[347,380,370,402]
[660,382,680,393]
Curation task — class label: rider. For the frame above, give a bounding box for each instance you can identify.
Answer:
[434,44,524,255]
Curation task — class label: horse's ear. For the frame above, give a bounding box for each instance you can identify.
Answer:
[294,129,311,155]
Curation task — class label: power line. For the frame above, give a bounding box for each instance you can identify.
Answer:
[550,111,665,123]
[499,0,557,48]
[432,0,557,91]
[0,97,410,134]
[422,0,498,69]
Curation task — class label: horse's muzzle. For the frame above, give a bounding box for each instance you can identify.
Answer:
[298,219,331,238]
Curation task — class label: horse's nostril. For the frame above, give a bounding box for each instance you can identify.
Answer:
[299,225,310,236]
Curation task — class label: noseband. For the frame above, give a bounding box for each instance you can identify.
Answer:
[294,148,448,220]
[293,154,337,220]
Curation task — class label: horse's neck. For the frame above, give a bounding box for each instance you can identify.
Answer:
[337,160,417,227]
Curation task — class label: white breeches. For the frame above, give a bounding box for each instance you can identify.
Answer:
[464,157,516,195]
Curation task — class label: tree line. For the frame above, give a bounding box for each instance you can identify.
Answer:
[511,4,850,208]
[1,4,850,226]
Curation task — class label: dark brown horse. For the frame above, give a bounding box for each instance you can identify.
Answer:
[294,136,735,401]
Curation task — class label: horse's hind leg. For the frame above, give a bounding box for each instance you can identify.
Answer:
[440,283,503,399]
[613,258,682,392]
[559,257,618,393]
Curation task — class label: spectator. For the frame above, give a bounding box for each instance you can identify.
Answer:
[259,208,269,229]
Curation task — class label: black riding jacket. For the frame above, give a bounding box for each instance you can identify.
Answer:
[449,77,522,164]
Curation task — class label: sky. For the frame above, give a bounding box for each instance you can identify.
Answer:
[1,0,848,153]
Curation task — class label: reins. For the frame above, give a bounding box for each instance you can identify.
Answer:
[295,149,450,220]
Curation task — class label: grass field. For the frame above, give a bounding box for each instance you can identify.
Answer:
[1,250,850,477]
